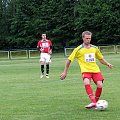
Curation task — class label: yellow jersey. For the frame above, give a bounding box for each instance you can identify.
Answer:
[68,44,103,73]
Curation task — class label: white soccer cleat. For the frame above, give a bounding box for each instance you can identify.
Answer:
[46,76,49,78]
[40,74,44,78]
[94,107,98,110]
[85,103,96,109]
[46,74,49,78]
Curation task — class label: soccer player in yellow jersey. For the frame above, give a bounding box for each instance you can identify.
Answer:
[60,31,113,109]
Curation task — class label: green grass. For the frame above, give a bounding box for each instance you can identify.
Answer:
[0,53,120,120]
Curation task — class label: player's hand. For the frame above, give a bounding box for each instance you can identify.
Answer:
[107,63,113,69]
[49,50,52,55]
[40,48,44,52]
[60,72,66,80]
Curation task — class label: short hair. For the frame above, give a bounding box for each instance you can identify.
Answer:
[42,34,46,36]
[82,31,92,38]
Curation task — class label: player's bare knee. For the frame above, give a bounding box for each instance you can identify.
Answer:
[97,81,103,88]
[83,78,90,85]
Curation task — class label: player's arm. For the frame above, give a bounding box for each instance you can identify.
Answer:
[37,46,44,52]
[37,42,39,49]
[60,47,77,80]
[37,42,44,52]
[49,45,53,54]
[60,59,71,80]
[37,41,41,50]
[99,58,113,69]
[96,48,113,69]
[48,41,53,54]
[37,45,40,50]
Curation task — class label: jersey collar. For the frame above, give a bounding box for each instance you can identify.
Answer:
[82,43,92,48]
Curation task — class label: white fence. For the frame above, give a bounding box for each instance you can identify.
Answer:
[0,45,120,59]
[0,49,39,60]
[64,45,120,57]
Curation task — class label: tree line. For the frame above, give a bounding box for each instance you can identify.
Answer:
[0,0,120,51]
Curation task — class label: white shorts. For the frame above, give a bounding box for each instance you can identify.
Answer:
[40,53,51,63]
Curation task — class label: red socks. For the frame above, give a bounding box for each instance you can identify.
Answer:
[85,84,96,103]
[85,85,102,103]
[95,87,102,102]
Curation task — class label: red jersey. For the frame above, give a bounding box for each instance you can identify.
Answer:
[37,39,52,53]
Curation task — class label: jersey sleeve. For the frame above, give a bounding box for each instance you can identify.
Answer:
[49,40,52,47]
[95,48,104,60]
[37,41,41,48]
[68,48,78,62]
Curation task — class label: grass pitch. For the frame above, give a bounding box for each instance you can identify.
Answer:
[0,53,120,120]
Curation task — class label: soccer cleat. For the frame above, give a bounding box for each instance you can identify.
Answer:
[85,103,96,109]
[40,74,44,78]
[46,74,49,78]
[46,76,49,78]
[94,107,98,110]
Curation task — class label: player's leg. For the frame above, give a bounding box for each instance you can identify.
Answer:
[93,73,104,102]
[95,81,103,102]
[84,78,96,108]
[45,54,51,78]
[40,61,45,78]
[46,63,49,78]
[40,53,45,78]
[82,73,96,108]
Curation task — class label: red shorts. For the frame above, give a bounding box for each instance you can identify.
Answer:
[82,72,104,83]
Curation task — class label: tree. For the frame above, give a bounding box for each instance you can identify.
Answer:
[74,0,120,45]
[0,0,120,50]
[8,0,75,49]
[0,0,11,49]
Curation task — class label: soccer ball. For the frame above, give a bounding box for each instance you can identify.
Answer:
[96,100,108,111]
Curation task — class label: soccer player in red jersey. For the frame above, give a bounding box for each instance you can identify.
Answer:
[37,34,53,78]
[60,31,113,109]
